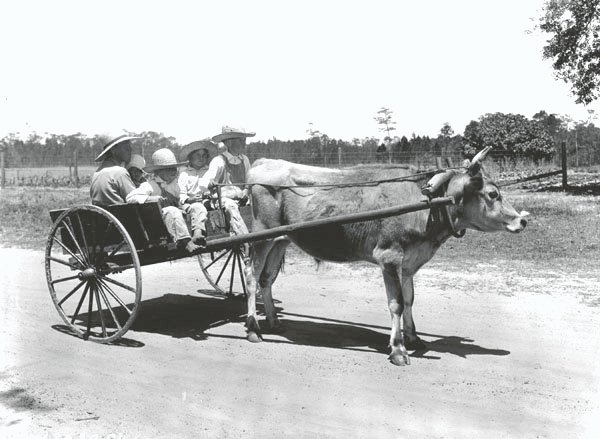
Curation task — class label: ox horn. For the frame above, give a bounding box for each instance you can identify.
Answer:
[421,169,456,197]
[468,146,492,176]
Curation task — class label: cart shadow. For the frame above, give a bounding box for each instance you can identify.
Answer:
[59,294,510,360]
[50,324,146,347]
[127,291,248,340]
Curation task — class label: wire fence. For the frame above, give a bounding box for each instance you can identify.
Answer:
[0,145,593,188]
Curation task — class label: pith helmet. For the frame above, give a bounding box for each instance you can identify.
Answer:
[144,148,187,172]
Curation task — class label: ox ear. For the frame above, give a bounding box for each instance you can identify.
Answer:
[464,174,484,193]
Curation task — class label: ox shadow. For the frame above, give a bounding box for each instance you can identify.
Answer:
[269,312,511,360]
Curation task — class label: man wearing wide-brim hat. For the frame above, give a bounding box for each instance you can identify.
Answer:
[201,126,255,236]
[178,139,218,245]
[126,148,203,253]
[90,135,140,206]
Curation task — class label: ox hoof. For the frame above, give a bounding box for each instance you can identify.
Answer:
[247,331,263,343]
[404,337,427,352]
[388,352,410,366]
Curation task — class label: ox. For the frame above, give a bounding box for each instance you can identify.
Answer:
[243,150,528,366]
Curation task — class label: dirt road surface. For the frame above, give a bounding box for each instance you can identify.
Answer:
[1,247,599,438]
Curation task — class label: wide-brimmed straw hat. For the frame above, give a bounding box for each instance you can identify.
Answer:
[179,139,218,162]
[95,135,141,162]
[144,148,187,172]
[211,126,256,143]
[126,154,146,171]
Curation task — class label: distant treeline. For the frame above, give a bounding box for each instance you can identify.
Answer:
[1,111,600,167]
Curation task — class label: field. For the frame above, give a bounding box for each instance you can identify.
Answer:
[1,185,599,438]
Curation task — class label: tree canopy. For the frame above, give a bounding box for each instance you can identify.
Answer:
[539,0,600,104]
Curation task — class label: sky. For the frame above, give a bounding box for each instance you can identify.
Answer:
[1,0,598,144]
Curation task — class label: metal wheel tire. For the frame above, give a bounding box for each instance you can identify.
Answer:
[45,205,142,343]
[197,245,248,297]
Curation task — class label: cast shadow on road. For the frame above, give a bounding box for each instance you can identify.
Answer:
[51,324,146,347]
[85,292,510,360]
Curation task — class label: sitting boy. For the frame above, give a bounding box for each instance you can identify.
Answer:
[178,140,216,246]
[126,148,203,253]
[126,154,147,187]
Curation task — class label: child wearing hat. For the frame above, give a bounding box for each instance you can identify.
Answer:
[126,154,147,187]
[126,148,203,254]
[178,140,216,245]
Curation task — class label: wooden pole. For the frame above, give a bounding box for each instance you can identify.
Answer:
[204,196,456,252]
[0,147,5,189]
[435,157,443,170]
[561,140,568,190]
[338,146,342,167]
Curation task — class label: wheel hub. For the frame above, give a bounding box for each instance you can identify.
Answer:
[78,267,96,280]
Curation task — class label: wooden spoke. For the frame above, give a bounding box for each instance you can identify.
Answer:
[52,236,85,268]
[98,279,133,316]
[229,249,237,294]
[98,275,136,293]
[93,282,107,338]
[236,251,248,297]
[85,280,95,339]
[73,212,91,263]
[215,250,234,285]
[47,255,80,270]
[58,280,85,306]
[71,283,90,324]
[203,249,229,270]
[96,282,123,331]
[62,217,89,265]
[51,274,81,286]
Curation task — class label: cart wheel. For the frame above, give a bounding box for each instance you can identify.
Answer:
[197,245,248,298]
[45,205,142,343]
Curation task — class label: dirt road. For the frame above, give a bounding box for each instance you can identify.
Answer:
[1,247,599,438]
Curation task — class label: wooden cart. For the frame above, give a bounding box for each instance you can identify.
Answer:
[45,197,454,343]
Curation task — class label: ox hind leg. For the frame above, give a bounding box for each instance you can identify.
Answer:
[382,263,411,366]
[244,238,289,342]
[257,237,289,333]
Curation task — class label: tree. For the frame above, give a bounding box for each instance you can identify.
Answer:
[373,107,397,139]
[462,113,555,160]
[539,0,600,104]
[439,122,454,138]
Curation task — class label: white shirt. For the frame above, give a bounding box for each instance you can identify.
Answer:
[201,152,251,199]
[126,174,181,206]
[178,164,210,205]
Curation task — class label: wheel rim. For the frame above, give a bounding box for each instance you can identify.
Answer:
[197,246,248,297]
[45,205,142,343]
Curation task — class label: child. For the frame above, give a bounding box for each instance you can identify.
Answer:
[126,148,202,254]
[126,154,147,187]
[178,140,217,245]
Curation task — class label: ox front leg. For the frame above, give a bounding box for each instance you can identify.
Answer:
[400,276,427,351]
[382,264,410,366]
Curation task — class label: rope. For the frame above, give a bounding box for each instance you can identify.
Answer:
[212,166,467,190]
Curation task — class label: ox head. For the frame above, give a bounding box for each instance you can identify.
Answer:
[433,147,528,233]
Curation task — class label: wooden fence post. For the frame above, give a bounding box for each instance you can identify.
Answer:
[435,156,443,170]
[73,148,79,187]
[0,147,5,189]
[445,157,454,167]
[561,141,568,190]
[338,146,342,167]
